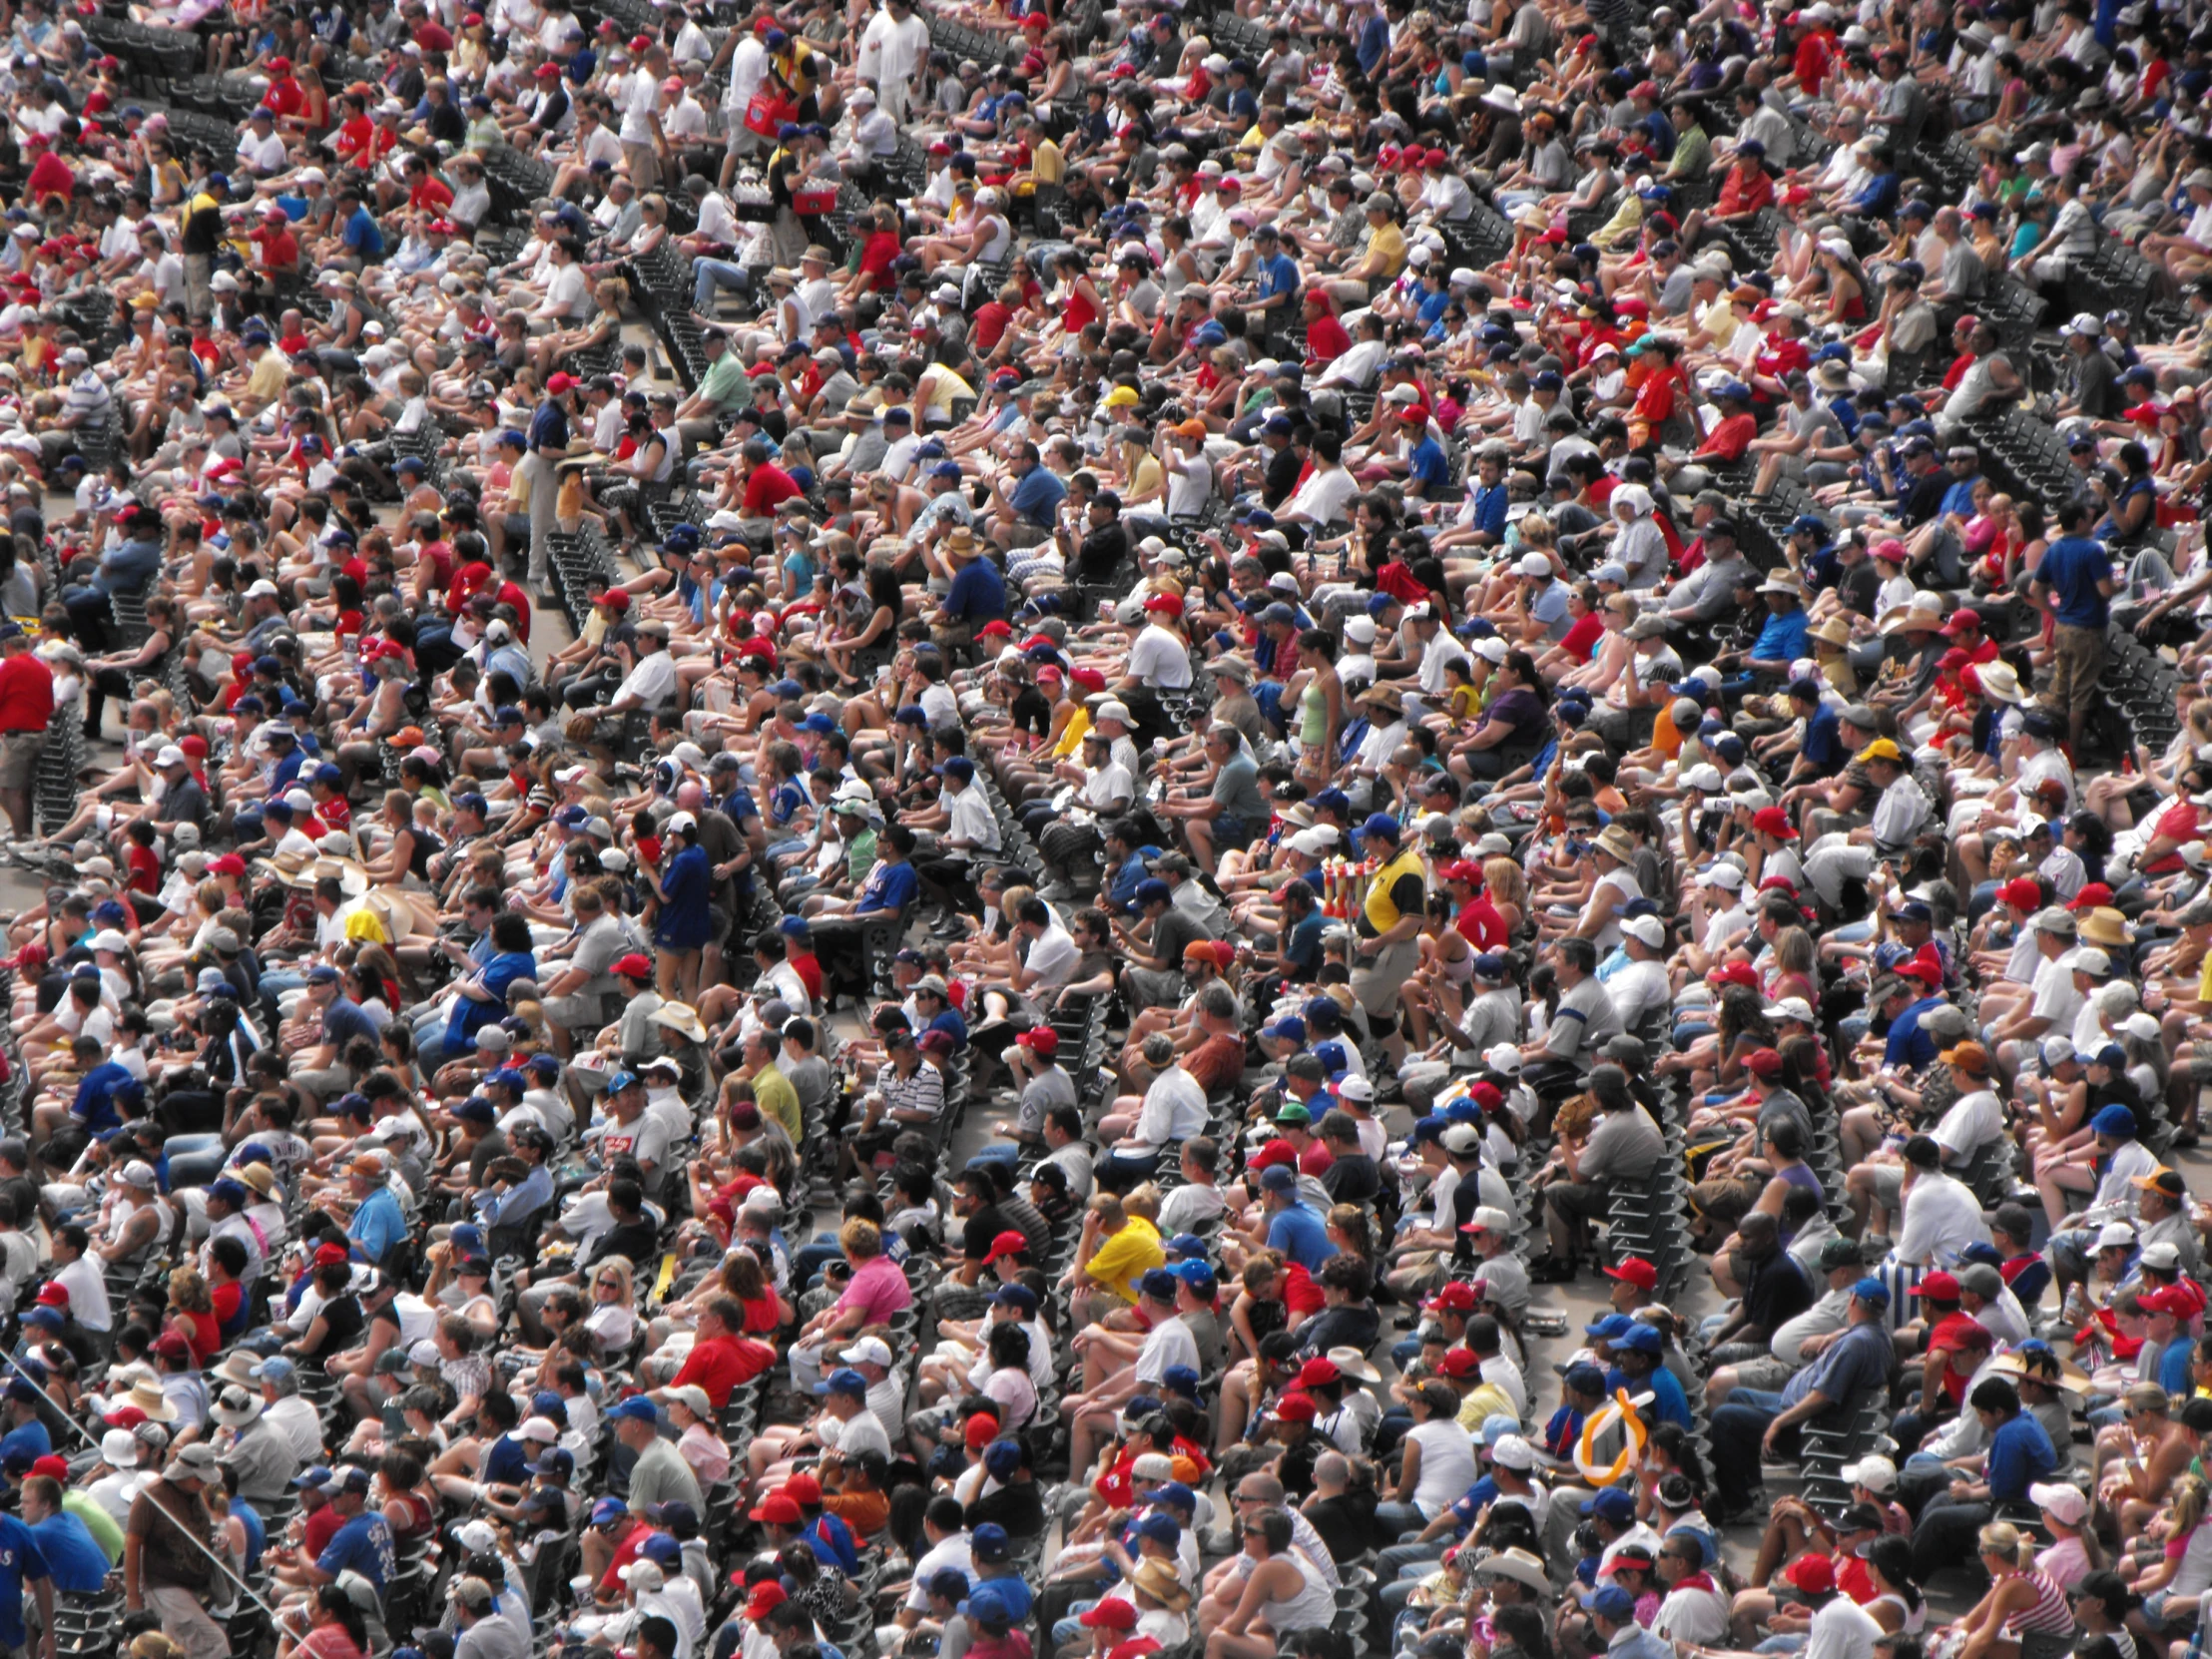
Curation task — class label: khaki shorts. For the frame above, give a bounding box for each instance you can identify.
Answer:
[2049,622,2108,716]
[0,730,44,790]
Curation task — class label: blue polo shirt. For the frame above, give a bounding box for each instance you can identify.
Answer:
[944,557,1006,622]
[1883,993,1944,1071]
[1801,702,1846,776]
[1408,436,1450,495]
[347,1183,407,1266]
[31,1512,108,1594]
[1751,606,1812,663]
[0,1515,48,1646]
[1007,465,1066,528]
[2039,534,2113,628]
[1985,1412,2058,1501]
[340,205,384,261]
[1266,1200,1336,1271]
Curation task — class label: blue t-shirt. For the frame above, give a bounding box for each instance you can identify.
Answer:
[0,1421,48,1465]
[0,1515,48,1645]
[71,1060,137,1134]
[1255,252,1301,304]
[316,1510,396,1591]
[944,557,1006,622]
[1408,436,1450,494]
[1985,1412,2058,1500]
[1266,1201,1337,1271]
[341,206,384,260]
[1007,465,1066,528]
[1752,607,1812,663]
[806,1512,857,1575]
[1883,994,1944,1071]
[656,844,715,950]
[1801,703,1846,776]
[1469,481,1509,540]
[31,1513,107,1593]
[856,858,919,914]
[347,1184,407,1265]
[444,949,537,1051]
[319,995,378,1050]
[2040,534,2113,628]
[482,1433,533,1486]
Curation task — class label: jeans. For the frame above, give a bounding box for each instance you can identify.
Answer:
[1376,1541,1448,1618]
[1371,1500,1427,1540]
[693,259,753,312]
[259,969,305,1041]
[791,1234,845,1287]
[167,1133,227,1188]
[1911,1498,1991,1581]
[1709,1387,1789,1510]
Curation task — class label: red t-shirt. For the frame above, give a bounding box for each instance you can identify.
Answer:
[1698,411,1758,462]
[263,76,303,119]
[212,1280,244,1334]
[2143,799,2200,874]
[671,1334,777,1406]
[1558,611,1604,663]
[743,464,801,515]
[1305,313,1351,363]
[858,230,899,289]
[788,950,823,1003]
[303,1505,343,1558]
[492,580,532,640]
[0,655,54,733]
[25,153,73,205]
[408,176,454,214]
[125,843,161,895]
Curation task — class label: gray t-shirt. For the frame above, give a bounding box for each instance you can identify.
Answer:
[1576,1103,1666,1185]
[1545,975,1622,1058]
[1211,751,1269,828]
[571,913,630,1002]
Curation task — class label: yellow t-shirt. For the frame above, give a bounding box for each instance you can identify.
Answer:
[1031,138,1066,186]
[921,364,974,416]
[1368,221,1408,277]
[1051,707,1092,760]
[1085,1218,1166,1302]
[1455,1381,1517,1430]
[1128,453,1164,503]
[247,350,288,404]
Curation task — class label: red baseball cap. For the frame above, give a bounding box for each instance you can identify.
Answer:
[1425,1283,1477,1314]
[1249,1139,1298,1170]
[782,1472,822,1505]
[314,1242,349,1266]
[745,1582,788,1621]
[1752,805,1798,839]
[1272,1392,1318,1421]
[749,1493,802,1526]
[1435,1348,1481,1379]
[1142,594,1184,617]
[1603,1258,1658,1291]
[612,953,654,979]
[2142,1285,2197,1318]
[28,1456,66,1480]
[1745,1047,1786,1080]
[1997,877,2042,911]
[1707,962,1759,990]
[1015,1026,1059,1056]
[1297,1358,1341,1387]
[150,1331,191,1360]
[1919,1272,1960,1302]
[599,589,631,612]
[210,854,247,876]
[1896,953,1944,985]
[981,1230,1029,1265]
[1939,610,1982,636]
[33,1283,66,1309]
[1081,1603,1138,1632]
[545,372,579,393]
[1784,1554,1835,1595]
[2067,882,2115,911]
[103,1406,146,1429]
[1071,667,1107,692]
[964,1413,1000,1449]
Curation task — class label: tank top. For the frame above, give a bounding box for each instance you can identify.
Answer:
[1299,681,1328,746]
[1998,1569,2074,1637]
[1870,1593,1926,1636]
[1259,1548,1336,1632]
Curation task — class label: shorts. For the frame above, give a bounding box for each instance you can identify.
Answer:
[542,990,611,1029]
[0,730,44,790]
[1728,1355,1797,1390]
[2049,623,2108,716]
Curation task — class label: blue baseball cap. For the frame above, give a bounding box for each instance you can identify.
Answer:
[590,1496,628,1525]
[967,1587,1010,1624]
[1139,1268,1179,1303]
[1613,1324,1662,1355]
[991,1284,1037,1315]
[1133,1513,1181,1545]
[1584,1314,1633,1339]
[816,1368,868,1397]
[1564,1363,1609,1394]
[1262,1015,1306,1043]
[1581,1585,1637,1619]
[606,1396,659,1422]
[639,1532,684,1566]
[2093,1104,2137,1136]
[970,1521,1010,1561]
[1852,1278,1892,1305]
[1359,813,1401,841]
[1581,1487,1637,1523]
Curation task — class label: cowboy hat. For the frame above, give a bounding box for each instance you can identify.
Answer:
[1129,1559,1192,1611]
[1476,1547,1551,1593]
[117,1378,178,1422]
[1325,1347,1382,1383]
[651,1003,710,1043]
[1973,661,2024,704]
[1594,826,1636,862]
[209,1385,264,1429]
[1810,616,1853,649]
[312,858,370,899]
[210,1352,263,1389]
[2078,907,2130,947]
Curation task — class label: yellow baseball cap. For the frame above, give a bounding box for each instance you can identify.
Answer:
[1855,739,1904,764]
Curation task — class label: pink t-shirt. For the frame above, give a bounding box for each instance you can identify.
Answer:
[837,1255,914,1325]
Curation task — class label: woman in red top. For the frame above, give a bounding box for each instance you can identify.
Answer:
[1052,248,1103,337]
[1302,288,1351,364]
[167,1266,224,1366]
[276,1585,368,1659]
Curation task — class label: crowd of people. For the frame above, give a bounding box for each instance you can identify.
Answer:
[0,6,2210,1659]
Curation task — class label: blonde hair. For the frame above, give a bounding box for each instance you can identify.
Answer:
[2169,1473,2209,1539]
[1516,513,1556,549]
[1483,856,1527,914]
[1975,1521,2034,1569]
[1122,1184,1161,1224]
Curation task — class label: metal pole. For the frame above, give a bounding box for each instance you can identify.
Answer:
[0,1339,282,1620]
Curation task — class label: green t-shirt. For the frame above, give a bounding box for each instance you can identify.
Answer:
[698,352,755,412]
[755,1061,803,1142]
[845,826,879,887]
[66,1492,124,1563]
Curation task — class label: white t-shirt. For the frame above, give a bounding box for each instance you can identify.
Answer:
[1128,624,1193,689]
[1406,1418,1477,1516]
[1024,924,1080,989]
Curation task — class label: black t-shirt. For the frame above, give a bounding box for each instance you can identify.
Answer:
[961,1201,1012,1261]
[1303,1489,1379,1566]
[310,1294,365,1355]
[1150,906,1207,965]
[1008,685,1053,740]
[1077,520,1130,582]
[1321,1153,1379,1206]
[1836,557,1881,620]
[586,1215,660,1268]
[1263,443,1302,506]
[964,1483,1047,1538]
[1742,1246,1815,1335]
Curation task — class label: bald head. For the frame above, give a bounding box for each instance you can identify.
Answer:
[676,781,705,813]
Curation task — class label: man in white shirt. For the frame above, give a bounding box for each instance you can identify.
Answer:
[236,107,287,175]
[605,622,679,714]
[853,0,930,120]
[1891,1136,1991,1268]
[1282,429,1361,528]
[1605,916,1673,1033]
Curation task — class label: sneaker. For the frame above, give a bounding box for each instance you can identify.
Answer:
[1525,1255,1578,1285]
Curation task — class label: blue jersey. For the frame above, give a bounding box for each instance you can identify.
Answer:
[316,1510,396,1591]
[0,1515,49,1647]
